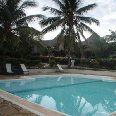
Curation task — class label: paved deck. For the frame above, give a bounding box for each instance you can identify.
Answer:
[0,97,38,116]
[0,69,115,80]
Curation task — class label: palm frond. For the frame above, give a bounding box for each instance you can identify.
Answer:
[78,29,87,43]
[69,0,81,12]
[56,28,65,45]
[12,9,26,23]
[43,6,62,15]
[16,26,40,34]
[76,16,99,25]
[0,0,3,5]
[80,22,94,33]
[105,30,116,42]
[42,19,64,34]
[76,31,81,43]
[17,14,45,25]
[76,3,97,14]
[40,17,61,27]
[52,0,65,10]
[19,0,37,9]
[6,0,21,10]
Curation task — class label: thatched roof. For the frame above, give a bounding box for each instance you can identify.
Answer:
[82,32,101,45]
[42,37,58,47]
[41,32,101,49]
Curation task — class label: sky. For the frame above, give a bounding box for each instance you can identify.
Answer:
[24,0,116,40]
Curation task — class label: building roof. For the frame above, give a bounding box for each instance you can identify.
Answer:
[42,37,58,47]
[41,32,101,48]
[82,32,101,45]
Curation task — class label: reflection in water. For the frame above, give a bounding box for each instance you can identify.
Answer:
[114,89,116,94]
[71,77,74,84]
[73,96,109,116]
[40,96,57,110]
[57,76,63,81]
[5,82,11,87]
[25,94,41,103]
[59,101,64,112]
[19,81,25,86]
[23,94,57,110]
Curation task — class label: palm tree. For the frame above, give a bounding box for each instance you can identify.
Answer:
[40,0,99,68]
[0,0,44,56]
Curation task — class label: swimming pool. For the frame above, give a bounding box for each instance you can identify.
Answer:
[0,74,116,116]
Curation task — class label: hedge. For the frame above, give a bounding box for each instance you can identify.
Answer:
[0,56,115,70]
[38,57,116,70]
[0,57,41,68]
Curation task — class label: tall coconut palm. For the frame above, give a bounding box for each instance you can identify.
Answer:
[0,0,44,56]
[40,0,99,68]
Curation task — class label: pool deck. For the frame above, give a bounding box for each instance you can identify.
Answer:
[0,96,38,116]
[0,69,116,116]
[0,69,115,80]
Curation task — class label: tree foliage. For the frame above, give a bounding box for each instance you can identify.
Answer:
[0,0,44,57]
[105,30,116,42]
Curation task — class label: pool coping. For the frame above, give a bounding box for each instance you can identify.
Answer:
[0,89,67,116]
[28,69,116,78]
[0,73,115,82]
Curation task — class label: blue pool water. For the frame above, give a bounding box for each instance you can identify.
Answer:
[0,74,116,116]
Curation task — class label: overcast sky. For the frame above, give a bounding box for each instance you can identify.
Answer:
[24,0,116,40]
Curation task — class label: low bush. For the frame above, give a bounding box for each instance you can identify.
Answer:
[0,57,41,68]
[99,59,116,69]
[0,56,115,70]
[49,58,56,67]
[37,56,116,69]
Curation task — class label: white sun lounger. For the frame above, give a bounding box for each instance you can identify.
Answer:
[20,64,29,74]
[6,64,14,74]
[56,64,64,72]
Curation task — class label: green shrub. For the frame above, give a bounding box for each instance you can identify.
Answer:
[74,58,81,66]
[0,58,41,68]
[49,57,56,67]
[55,57,68,65]
[0,57,115,70]
[80,58,89,67]
[28,56,40,60]
[99,59,116,69]
[76,58,116,69]
[90,59,100,68]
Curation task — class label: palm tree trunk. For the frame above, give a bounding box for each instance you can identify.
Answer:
[68,50,71,68]
[68,24,73,68]
[78,40,85,59]
[80,48,85,59]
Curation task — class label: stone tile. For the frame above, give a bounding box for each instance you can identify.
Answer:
[0,97,39,116]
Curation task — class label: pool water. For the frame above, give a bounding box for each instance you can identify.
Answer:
[0,74,116,116]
